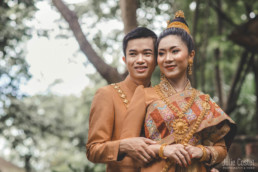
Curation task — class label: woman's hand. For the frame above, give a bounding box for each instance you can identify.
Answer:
[184,144,210,161]
[163,144,191,167]
[184,144,203,159]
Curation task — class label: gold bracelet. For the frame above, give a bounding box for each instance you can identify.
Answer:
[159,143,168,160]
[196,145,207,162]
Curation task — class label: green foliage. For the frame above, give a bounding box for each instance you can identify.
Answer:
[0,0,35,98]
[2,88,106,171]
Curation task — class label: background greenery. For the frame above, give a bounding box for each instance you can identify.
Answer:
[0,0,257,171]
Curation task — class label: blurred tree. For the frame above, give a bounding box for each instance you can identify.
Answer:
[0,0,37,171]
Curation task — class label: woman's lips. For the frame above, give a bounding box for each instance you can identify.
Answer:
[165,65,176,70]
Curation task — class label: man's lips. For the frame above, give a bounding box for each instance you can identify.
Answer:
[134,66,148,72]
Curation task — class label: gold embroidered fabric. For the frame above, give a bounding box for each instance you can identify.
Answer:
[111,83,129,108]
[141,77,236,172]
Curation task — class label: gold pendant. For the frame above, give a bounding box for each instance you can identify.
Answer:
[172,118,188,135]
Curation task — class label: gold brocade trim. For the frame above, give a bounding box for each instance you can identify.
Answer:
[154,84,210,172]
[166,10,191,34]
[167,21,190,34]
[111,83,129,108]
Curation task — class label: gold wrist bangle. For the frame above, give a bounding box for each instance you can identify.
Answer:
[159,143,168,160]
[196,145,207,162]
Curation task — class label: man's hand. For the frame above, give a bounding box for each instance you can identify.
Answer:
[119,137,156,166]
[210,168,219,172]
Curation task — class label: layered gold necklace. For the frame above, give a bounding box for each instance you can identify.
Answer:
[155,85,197,143]
[154,80,211,172]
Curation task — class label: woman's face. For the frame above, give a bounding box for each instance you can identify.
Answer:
[157,35,194,80]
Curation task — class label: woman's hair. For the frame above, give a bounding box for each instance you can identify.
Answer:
[156,27,195,54]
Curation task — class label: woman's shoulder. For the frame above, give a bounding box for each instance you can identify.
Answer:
[134,85,157,94]
[133,85,159,104]
[144,86,160,104]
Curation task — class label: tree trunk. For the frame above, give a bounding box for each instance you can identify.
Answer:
[119,0,138,34]
[214,0,224,108]
[214,48,224,107]
[25,154,31,172]
[229,16,258,54]
[225,51,254,114]
[191,0,200,88]
[199,0,210,92]
[52,0,124,84]
[252,56,258,133]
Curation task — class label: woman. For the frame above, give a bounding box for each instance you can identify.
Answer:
[120,10,236,172]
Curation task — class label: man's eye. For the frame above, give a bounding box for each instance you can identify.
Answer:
[129,53,136,56]
[145,52,152,56]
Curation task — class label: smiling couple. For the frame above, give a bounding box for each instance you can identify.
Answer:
[86,10,236,172]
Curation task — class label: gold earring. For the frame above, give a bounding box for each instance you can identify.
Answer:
[160,72,165,81]
[188,59,193,75]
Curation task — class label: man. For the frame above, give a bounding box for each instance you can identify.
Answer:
[86,27,157,172]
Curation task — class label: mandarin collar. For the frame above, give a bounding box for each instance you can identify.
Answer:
[123,76,151,93]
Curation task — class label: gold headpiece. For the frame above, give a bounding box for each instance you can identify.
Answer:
[167,10,190,34]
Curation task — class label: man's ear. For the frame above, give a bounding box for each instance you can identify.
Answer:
[122,56,126,63]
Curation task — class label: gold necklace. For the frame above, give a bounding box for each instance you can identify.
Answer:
[169,78,189,93]
[155,84,211,172]
[111,83,129,108]
[155,85,197,136]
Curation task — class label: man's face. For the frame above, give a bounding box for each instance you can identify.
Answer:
[123,37,156,81]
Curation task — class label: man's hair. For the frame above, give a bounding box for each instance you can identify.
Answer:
[123,27,157,57]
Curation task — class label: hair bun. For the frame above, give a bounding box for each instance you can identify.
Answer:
[174,10,185,19]
[166,10,190,34]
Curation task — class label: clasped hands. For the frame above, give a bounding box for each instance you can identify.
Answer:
[119,137,157,166]
[119,137,210,167]
[161,143,206,167]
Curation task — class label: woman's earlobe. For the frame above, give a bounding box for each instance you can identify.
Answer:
[190,50,195,59]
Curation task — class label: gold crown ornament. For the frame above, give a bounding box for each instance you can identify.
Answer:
[166,10,190,34]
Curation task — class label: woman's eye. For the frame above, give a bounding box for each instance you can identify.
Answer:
[158,52,164,56]
[172,50,179,54]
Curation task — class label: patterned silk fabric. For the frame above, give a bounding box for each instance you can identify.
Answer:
[144,78,234,146]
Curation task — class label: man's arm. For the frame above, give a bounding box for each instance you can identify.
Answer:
[119,137,156,165]
[119,86,156,165]
[86,86,156,165]
[86,87,120,163]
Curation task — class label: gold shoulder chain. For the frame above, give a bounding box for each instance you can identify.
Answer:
[111,83,129,108]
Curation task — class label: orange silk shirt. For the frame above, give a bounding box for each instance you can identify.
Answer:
[86,76,141,172]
